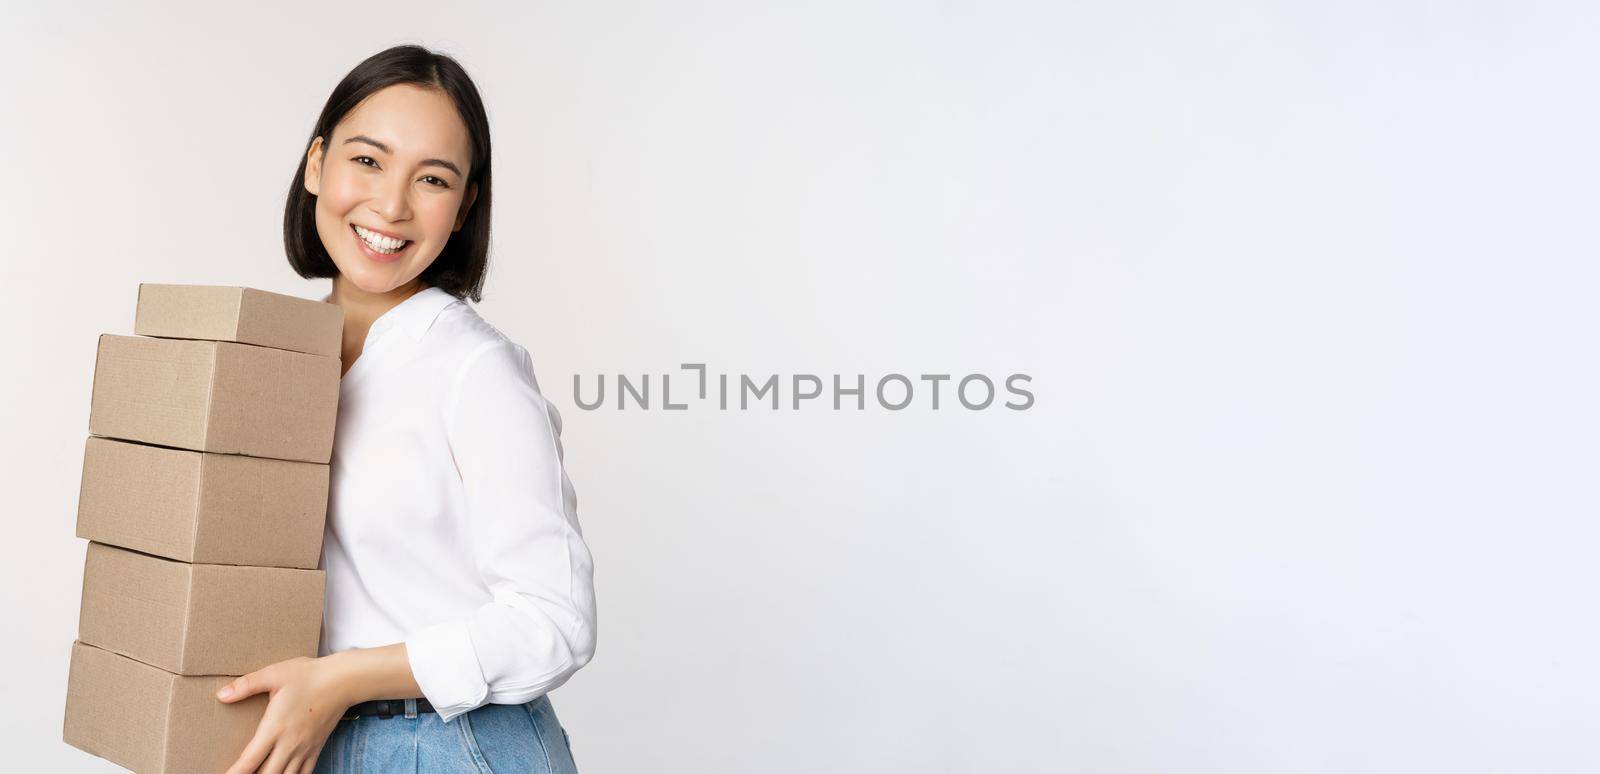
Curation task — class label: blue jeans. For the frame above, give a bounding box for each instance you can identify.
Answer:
[314,695,580,773]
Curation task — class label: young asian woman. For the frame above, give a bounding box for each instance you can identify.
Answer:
[212,45,596,774]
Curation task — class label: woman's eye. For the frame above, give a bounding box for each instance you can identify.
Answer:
[349,156,446,187]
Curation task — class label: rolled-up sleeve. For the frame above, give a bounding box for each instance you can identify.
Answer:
[405,338,598,722]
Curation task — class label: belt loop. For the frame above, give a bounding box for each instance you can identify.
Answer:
[405,698,418,719]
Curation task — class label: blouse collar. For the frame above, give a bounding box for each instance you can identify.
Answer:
[321,285,461,344]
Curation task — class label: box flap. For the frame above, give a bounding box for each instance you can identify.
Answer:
[193,452,328,569]
[88,335,217,452]
[237,286,344,357]
[75,437,204,562]
[63,640,175,773]
[78,542,193,674]
[164,671,268,772]
[205,341,340,464]
[185,564,325,675]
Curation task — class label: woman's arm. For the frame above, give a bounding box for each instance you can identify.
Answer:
[403,337,597,721]
[325,643,424,702]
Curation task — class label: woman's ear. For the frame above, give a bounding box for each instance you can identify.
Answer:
[453,182,479,232]
[303,136,325,196]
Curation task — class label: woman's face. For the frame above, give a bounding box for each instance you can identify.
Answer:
[303,83,478,295]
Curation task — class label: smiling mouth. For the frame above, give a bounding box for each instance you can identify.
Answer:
[351,224,412,256]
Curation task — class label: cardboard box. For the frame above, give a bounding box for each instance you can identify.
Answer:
[78,542,325,676]
[134,283,344,358]
[76,436,328,570]
[64,640,266,774]
[88,333,340,464]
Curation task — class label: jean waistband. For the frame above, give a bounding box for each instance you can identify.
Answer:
[342,697,435,719]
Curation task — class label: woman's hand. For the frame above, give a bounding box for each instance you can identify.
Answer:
[216,655,351,774]
[216,644,424,774]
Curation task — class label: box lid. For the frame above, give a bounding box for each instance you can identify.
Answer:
[135,283,344,357]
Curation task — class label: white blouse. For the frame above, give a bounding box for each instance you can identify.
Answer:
[315,285,596,723]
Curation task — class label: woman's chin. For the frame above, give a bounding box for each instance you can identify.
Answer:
[335,263,413,295]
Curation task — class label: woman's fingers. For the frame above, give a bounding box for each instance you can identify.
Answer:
[261,742,295,774]
[218,665,273,703]
[302,743,326,773]
[223,730,274,774]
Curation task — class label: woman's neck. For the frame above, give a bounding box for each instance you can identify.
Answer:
[329,275,428,375]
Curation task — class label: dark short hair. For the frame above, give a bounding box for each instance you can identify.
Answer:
[284,45,493,302]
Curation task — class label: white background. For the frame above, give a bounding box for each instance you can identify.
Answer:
[3,1,1597,772]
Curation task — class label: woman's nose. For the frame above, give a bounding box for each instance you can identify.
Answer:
[370,173,412,222]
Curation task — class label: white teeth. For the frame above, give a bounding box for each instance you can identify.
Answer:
[354,225,407,253]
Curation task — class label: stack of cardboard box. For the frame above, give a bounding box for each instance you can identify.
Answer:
[63,284,344,773]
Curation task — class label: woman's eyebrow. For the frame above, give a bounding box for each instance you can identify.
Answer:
[343,134,463,177]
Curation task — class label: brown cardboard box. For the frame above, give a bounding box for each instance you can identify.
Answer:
[76,436,328,570]
[64,640,266,774]
[78,542,325,676]
[134,283,344,358]
[88,333,341,464]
